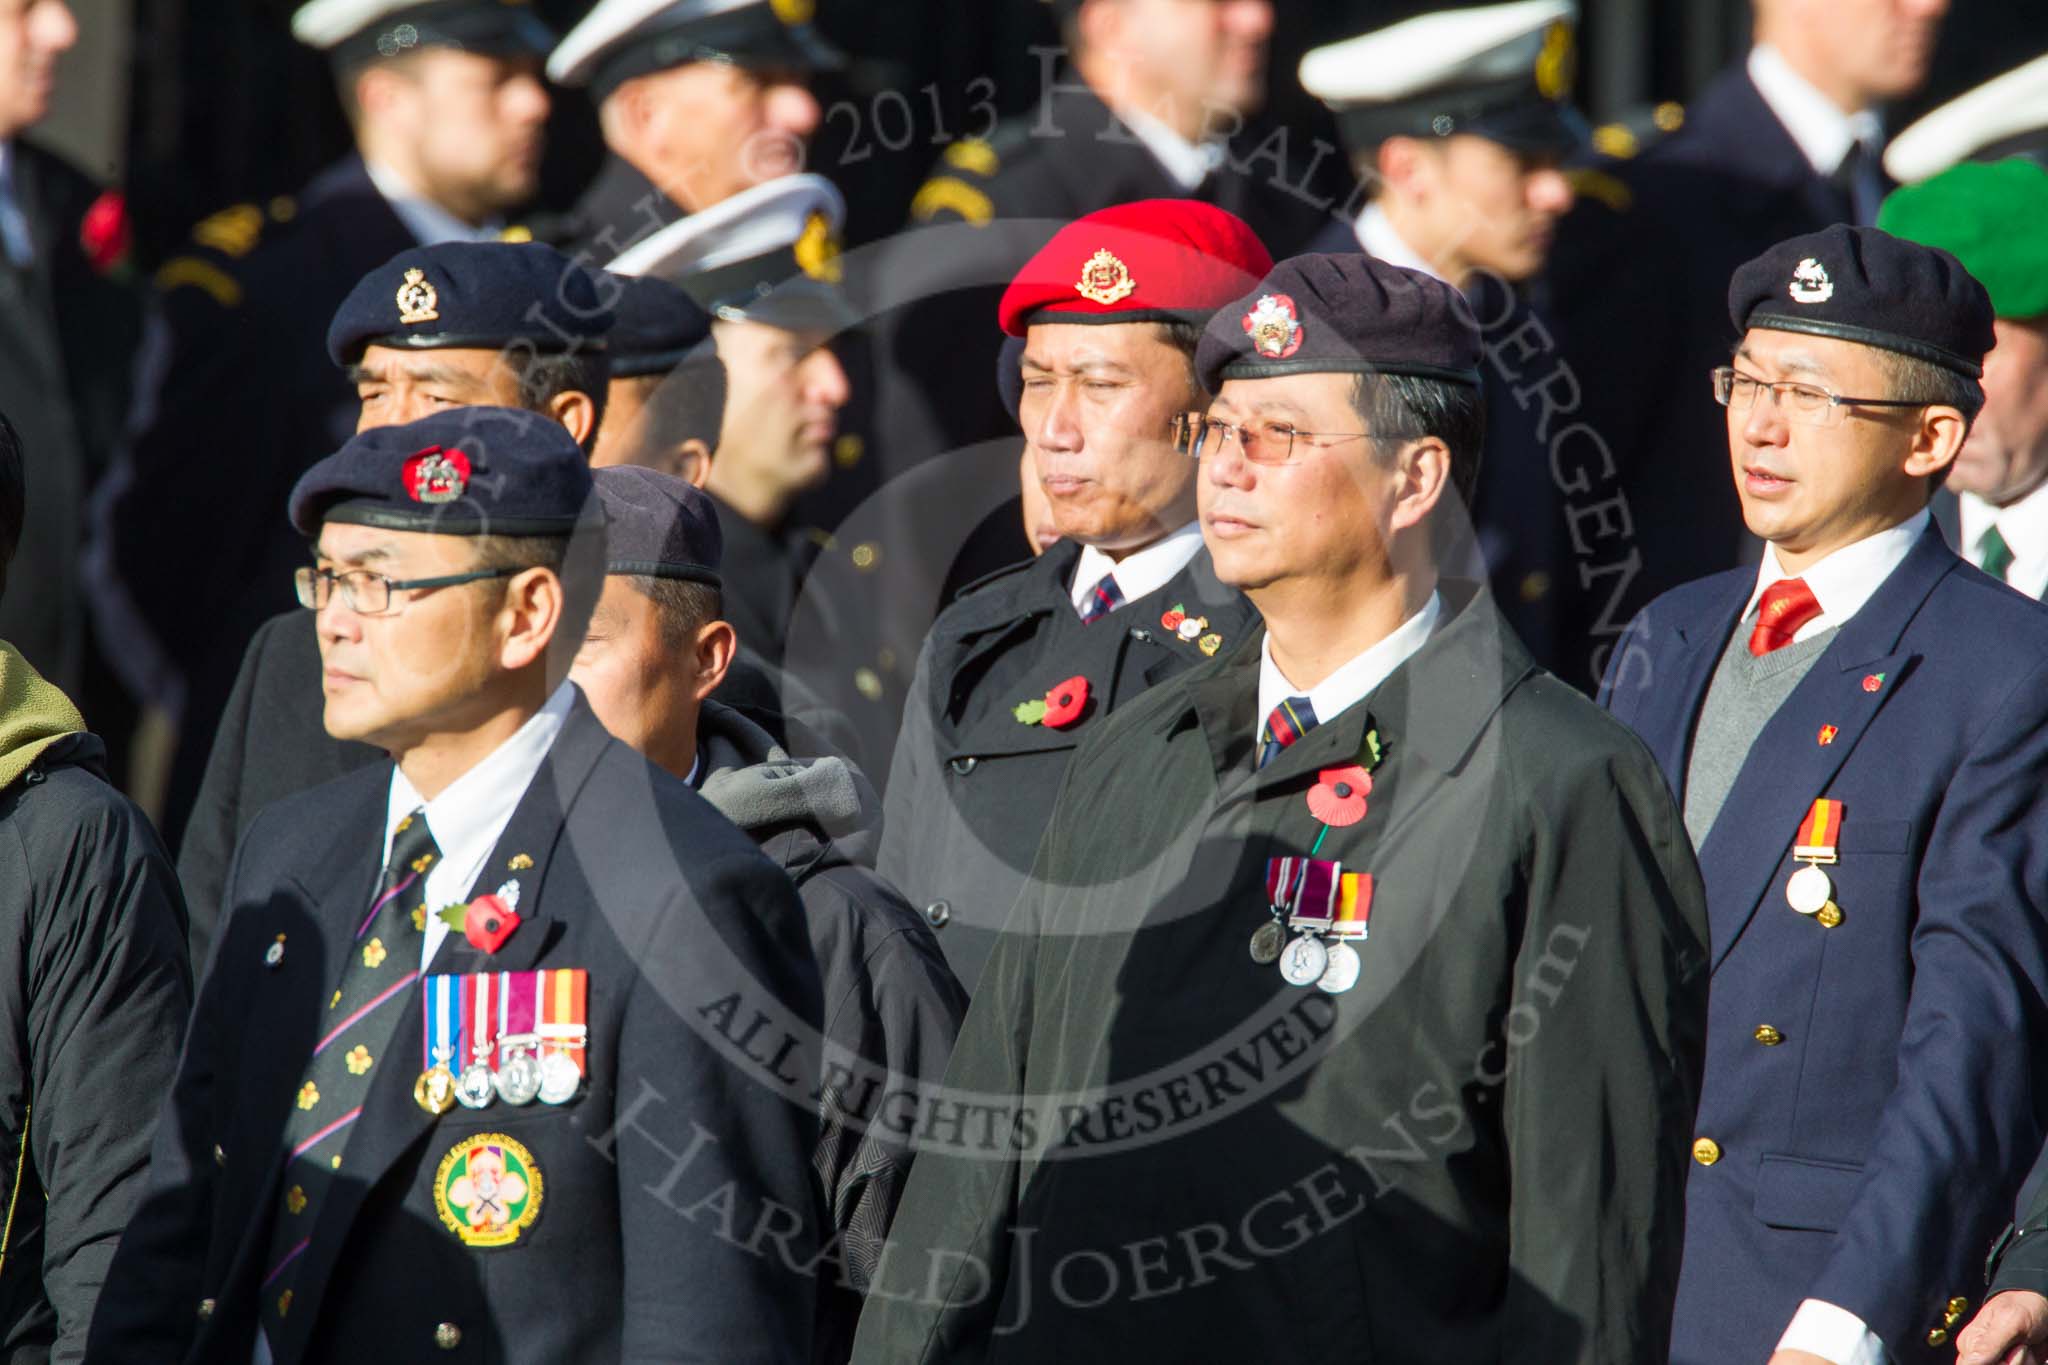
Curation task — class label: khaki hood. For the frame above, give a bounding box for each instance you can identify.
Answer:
[0,640,85,791]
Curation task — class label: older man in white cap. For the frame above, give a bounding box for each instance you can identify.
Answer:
[547,0,840,258]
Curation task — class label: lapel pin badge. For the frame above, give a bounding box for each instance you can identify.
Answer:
[1862,672,1885,693]
[265,934,286,969]
[508,853,534,871]
[1817,724,1838,746]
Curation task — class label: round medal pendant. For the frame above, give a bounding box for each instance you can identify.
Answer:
[455,1063,496,1110]
[1277,934,1329,987]
[494,1051,543,1106]
[538,1052,582,1105]
[1248,919,1284,965]
[414,1066,457,1116]
[1786,864,1833,916]
[1317,941,1361,995]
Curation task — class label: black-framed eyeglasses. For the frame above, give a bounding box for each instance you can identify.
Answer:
[1170,412,1418,466]
[1711,366,1930,429]
[293,565,522,616]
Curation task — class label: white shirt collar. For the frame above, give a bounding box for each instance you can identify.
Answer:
[1068,522,1205,614]
[1741,511,1929,640]
[384,680,576,970]
[1959,485,2048,600]
[1257,591,1443,741]
[1747,44,1883,176]
[364,158,505,247]
[1355,203,1442,282]
[1115,105,1227,194]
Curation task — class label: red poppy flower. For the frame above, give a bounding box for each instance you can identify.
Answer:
[464,894,522,953]
[79,189,130,274]
[1042,675,1090,729]
[1161,607,1186,631]
[1306,764,1372,827]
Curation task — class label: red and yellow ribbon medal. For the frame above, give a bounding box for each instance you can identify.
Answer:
[1787,799,1844,928]
[535,969,588,1105]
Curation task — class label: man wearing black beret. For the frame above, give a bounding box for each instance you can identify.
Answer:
[92,409,827,1363]
[176,239,617,965]
[854,252,1708,1363]
[1598,225,2048,1365]
[571,465,965,1364]
[589,273,727,480]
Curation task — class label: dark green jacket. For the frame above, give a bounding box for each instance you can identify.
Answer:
[853,584,1709,1364]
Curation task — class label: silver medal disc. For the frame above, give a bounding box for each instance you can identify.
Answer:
[538,1051,582,1105]
[494,1050,542,1106]
[1786,864,1833,916]
[1249,919,1284,965]
[455,1063,495,1109]
[1317,941,1361,994]
[1278,934,1329,987]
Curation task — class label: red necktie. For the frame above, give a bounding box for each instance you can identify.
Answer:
[1749,577,1823,656]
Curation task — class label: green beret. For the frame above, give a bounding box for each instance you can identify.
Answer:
[1878,158,2048,321]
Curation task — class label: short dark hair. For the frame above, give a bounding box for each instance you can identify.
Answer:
[632,353,728,456]
[472,528,606,667]
[0,410,20,604]
[627,575,724,650]
[1876,349,1985,424]
[1349,370,1487,510]
[516,349,612,453]
[1155,320,1206,402]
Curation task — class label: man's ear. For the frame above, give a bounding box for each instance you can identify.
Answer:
[672,438,713,488]
[1388,435,1452,534]
[549,390,598,449]
[1902,406,1969,483]
[498,567,566,673]
[691,620,738,702]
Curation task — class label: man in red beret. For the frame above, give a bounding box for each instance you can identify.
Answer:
[878,199,1270,994]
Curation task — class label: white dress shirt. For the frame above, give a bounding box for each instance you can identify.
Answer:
[1743,512,1928,642]
[1255,591,1442,744]
[1748,44,1884,220]
[364,159,505,247]
[1748,514,1926,1365]
[383,681,575,971]
[1116,105,1227,193]
[1354,203,1441,282]
[1959,485,2048,601]
[1068,522,1205,615]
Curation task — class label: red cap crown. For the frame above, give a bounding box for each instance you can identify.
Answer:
[996,200,1274,337]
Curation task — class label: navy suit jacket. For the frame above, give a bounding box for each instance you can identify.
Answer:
[91,693,827,1363]
[1598,525,2048,1363]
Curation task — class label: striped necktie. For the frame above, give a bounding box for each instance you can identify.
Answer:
[258,809,439,1334]
[1258,696,1318,769]
[1077,572,1125,624]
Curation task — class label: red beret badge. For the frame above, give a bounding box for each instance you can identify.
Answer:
[403,446,471,504]
[1075,248,1136,306]
[1243,293,1303,359]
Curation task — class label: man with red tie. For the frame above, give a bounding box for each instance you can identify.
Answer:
[1600,225,2048,1365]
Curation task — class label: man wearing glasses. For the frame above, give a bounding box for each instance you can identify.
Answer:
[1600,225,2048,1365]
[855,250,1707,1362]
[92,409,825,1363]
[877,199,1269,994]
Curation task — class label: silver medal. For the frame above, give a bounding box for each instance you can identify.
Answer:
[1786,863,1833,916]
[538,1051,582,1105]
[493,1037,542,1106]
[1248,919,1284,964]
[1317,941,1361,994]
[454,1062,495,1109]
[1277,933,1329,987]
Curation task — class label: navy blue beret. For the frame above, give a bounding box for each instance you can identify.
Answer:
[1196,252,1483,393]
[605,273,715,379]
[327,241,615,366]
[996,334,1026,423]
[1730,224,1995,378]
[289,407,597,538]
[593,465,722,587]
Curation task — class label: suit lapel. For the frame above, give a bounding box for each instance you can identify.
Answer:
[277,703,615,1347]
[1696,529,1955,970]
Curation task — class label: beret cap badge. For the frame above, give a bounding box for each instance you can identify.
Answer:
[396,267,440,324]
[403,446,472,504]
[1788,257,1834,306]
[1074,248,1137,306]
[1243,292,1304,359]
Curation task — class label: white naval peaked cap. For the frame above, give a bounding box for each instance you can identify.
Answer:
[607,173,852,330]
[1885,51,2048,184]
[1300,0,1575,107]
[548,0,839,93]
[291,0,553,58]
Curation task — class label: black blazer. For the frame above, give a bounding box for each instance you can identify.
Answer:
[93,694,828,1363]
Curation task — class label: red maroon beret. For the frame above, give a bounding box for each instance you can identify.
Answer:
[996,200,1274,338]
